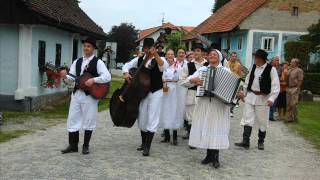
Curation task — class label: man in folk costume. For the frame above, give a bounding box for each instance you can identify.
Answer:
[122,38,168,156]
[60,37,111,154]
[236,49,280,150]
[180,43,208,141]
[187,49,231,169]
[160,48,188,145]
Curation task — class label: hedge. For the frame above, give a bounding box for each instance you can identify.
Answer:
[303,73,320,94]
[285,41,312,71]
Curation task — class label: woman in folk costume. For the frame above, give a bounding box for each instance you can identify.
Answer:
[187,49,231,168]
[160,49,188,145]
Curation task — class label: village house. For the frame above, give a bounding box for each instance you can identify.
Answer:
[137,22,194,48]
[0,0,107,111]
[185,0,320,68]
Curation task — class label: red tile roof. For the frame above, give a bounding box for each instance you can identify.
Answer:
[185,0,267,40]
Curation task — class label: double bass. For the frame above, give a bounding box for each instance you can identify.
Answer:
[109,52,152,128]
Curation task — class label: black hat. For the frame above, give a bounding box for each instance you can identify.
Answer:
[143,38,155,48]
[253,49,268,61]
[192,43,204,51]
[82,37,97,49]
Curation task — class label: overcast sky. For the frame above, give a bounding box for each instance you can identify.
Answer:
[79,0,213,33]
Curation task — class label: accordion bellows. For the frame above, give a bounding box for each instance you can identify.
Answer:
[196,67,241,104]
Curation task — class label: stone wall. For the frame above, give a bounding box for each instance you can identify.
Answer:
[240,0,320,32]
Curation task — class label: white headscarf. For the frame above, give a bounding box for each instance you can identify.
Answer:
[210,49,223,62]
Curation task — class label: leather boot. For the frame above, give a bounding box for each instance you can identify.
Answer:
[82,130,92,155]
[143,131,154,157]
[183,124,191,140]
[172,130,178,145]
[201,149,214,164]
[212,150,220,169]
[61,131,79,154]
[161,129,170,143]
[258,129,266,150]
[137,131,146,151]
[235,125,252,149]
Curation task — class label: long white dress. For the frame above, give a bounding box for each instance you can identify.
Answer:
[159,60,187,130]
[188,64,231,149]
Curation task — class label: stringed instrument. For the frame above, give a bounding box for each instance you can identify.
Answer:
[109,53,152,128]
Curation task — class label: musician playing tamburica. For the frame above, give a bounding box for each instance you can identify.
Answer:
[187,49,231,169]
[122,38,169,157]
[60,37,111,155]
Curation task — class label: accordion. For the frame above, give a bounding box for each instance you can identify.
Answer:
[196,67,241,104]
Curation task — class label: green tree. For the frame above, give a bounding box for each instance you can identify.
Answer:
[285,41,312,70]
[212,0,231,13]
[301,19,320,53]
[165,32,186,53]
[106,23,138,63]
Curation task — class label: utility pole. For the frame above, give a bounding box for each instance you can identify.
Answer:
[161,12,165,24]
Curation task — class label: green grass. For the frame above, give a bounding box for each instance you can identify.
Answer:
[288,101,320,150]
[1,78,124,143]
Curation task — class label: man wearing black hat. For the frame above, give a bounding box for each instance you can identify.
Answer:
[60,37,111,155]
[122,38,169,156]
[180,43,208,141]
[235,49,280,150]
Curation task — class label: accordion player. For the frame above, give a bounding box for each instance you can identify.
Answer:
[195,66,241,105]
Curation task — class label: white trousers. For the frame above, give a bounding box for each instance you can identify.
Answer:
[240,103,270,132]
[67,91,99,132]
[138,90,163,133]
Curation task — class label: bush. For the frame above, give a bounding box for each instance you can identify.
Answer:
[303,73,320,94]
[285,41,312,71]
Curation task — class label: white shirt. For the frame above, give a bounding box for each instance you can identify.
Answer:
[122,56,168,73]
[67,54,111,83]
[243,63,280,105]
[180,59,207,88]
[187,63,228,82]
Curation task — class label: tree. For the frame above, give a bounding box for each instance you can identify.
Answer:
[166,32,186,53]
[285,41,312,71]
[301,19,320,53]
[106,23,138,63]
[212,0,231,13]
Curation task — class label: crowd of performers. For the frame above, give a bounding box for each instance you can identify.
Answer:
[60,36,306,169]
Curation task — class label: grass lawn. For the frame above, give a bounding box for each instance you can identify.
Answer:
[0,78,123,143]
[288,101,320,150]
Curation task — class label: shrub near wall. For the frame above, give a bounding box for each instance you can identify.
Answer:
[303,73,320,94]
[285,41,312,71]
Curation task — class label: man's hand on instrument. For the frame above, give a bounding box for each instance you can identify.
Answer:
[59,69,68,79]
[85,78,95,87]
[149,47,159,57]
[267,100,273,107]
[124,73,132,83]
[237,91,245,102]
[190,77,203,86]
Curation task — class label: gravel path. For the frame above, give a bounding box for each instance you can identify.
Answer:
[0,107,320,180]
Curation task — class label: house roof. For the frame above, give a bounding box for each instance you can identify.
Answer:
[23,0,107,39]
[137,22,194,42]
[185,0,267,40]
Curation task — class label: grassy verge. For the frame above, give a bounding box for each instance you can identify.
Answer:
[0,78,123,143]
[288,101,320,150]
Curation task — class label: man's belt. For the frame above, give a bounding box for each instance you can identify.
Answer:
[249,90,267,96]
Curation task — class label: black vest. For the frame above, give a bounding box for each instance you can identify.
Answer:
[187,61,209,90]
[247,63,272,95]
[138,57,163,93]
[73,56,99,95]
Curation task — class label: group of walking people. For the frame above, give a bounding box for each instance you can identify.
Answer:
[59,37,303,169]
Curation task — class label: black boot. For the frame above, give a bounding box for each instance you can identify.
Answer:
[258,129,266,150]
[143,132,154,156]
[183,124,191,140]
[82,130,92,155]
[161,129,170,143]
[212,150,220,169]
[172,130,178,145]
[61,131,79,154]
[235,125,252,150]
[137,131,146,151]
[201,149,214,165]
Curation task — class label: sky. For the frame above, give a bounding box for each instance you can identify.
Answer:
[79,0,213,33]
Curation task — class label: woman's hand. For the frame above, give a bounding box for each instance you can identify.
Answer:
[190,77,203,86]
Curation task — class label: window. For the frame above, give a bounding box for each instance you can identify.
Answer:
[55,44,62,67]
[237,37,243,50]
[72,39,79,61]
[261,37,275,52]
[226,38,231,50]
[292,6,299,16]
[38,41,46,72]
